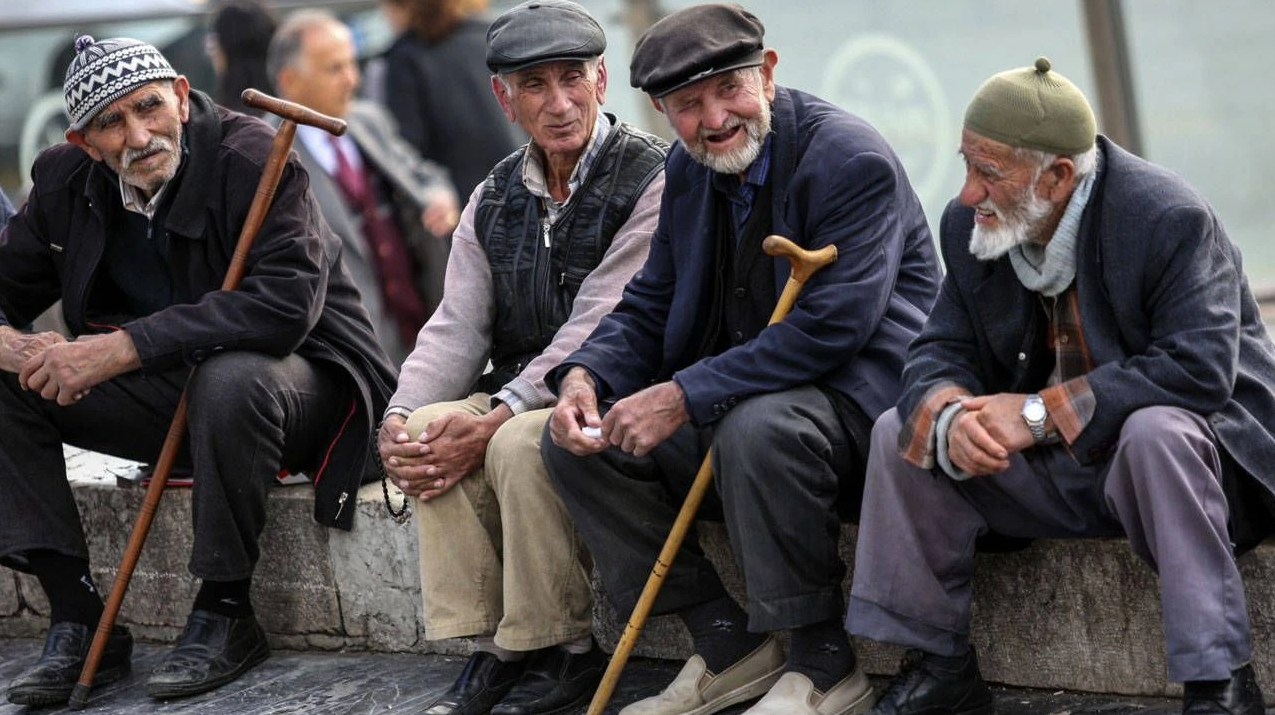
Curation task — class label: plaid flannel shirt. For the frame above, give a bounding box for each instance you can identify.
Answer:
[899,286,1097,468]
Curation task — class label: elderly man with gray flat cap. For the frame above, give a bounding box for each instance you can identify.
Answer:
[543,4,940,715]
[848,58,1275,715]
[375,2,667,715]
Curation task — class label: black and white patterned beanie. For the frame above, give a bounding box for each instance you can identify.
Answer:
[63,35,178,131]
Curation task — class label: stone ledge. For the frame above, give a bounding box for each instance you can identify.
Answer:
[1,451,1272,698]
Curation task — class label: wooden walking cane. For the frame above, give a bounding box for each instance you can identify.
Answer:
[68,89,347,710]
[586,234,839,715]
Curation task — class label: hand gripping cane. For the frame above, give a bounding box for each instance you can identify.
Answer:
[587,235,838,715]
[68,89,347,710]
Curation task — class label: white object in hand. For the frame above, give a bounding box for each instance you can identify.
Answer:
[582,426,602,439]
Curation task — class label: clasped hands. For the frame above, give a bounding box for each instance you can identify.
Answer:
[0,327,140,405]
[946,393,1042,477]
[378,403,512,502]
[548,366,688,458]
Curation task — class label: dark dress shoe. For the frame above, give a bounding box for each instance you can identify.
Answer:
[1184,664,1265,715]
[490,643,605,715]
[870,648,994,715]
[146,609,270,700]
[7,622,133,706]
[424,651,528,715]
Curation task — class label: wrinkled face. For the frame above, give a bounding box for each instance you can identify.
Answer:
[280,22,360,118]
[958,129,1059,261]
[67,78,191,198]
[493,58,606,162]
[656,52,777,176]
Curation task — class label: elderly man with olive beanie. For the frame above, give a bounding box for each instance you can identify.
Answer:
[848,57,1275,715]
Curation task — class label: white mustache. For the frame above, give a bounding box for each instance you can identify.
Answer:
[121,138,173,170]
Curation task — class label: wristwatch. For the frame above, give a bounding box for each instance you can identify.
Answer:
[1021,394,1048,443]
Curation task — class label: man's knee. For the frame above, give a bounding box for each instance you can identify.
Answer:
[713,391,802,456]
[1110,406,1220,496]
[186,352,283,421]
[485,409,550,485]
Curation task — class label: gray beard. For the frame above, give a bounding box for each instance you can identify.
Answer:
[687,102,771,176]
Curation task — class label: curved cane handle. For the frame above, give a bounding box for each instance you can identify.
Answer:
[241,89,347,136]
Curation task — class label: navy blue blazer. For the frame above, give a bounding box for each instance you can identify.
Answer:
[552,86,940,426]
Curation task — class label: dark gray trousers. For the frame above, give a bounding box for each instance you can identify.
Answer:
[0,351,345,582]
[847,406,1251,682]
[543,385,862,633]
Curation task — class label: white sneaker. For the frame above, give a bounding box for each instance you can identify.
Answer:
[619,637,786,715]
[742,668,876,715]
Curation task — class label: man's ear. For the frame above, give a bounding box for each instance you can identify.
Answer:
[173,75,191,123]
[491,75,516,123]
[1041,157,1077,202]
[649,96,664,114]
[593,56,608,105]
[65,129,103,162]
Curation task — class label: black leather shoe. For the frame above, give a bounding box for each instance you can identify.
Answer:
[424,651,528,715]
[490,642,605,715]
[7,622,133,706]
[146,610,270,700]
[870,648,994,715]
[1183,664,1265,715]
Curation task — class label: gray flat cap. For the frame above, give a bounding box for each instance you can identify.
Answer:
[630,3,764,98]
[485,0,605,74]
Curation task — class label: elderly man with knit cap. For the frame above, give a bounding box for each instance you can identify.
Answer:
[543,4,939,715]
[848,57,1275,715]
[0,36,395,704]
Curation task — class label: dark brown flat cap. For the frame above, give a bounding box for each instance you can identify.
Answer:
[630,3,765,98]
[485,0,605,74]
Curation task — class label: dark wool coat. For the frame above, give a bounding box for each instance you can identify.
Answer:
[0,91,396,530]
[901,136,1275,543]
[553,85,941,425]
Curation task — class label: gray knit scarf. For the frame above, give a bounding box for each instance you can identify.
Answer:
[1008,167,1097,296]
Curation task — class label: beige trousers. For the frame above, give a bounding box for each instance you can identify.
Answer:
[407,394,593,651]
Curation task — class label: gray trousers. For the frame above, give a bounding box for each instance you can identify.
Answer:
[0,351,345,581]
[847,406,1251,682]
[543,385,863,633]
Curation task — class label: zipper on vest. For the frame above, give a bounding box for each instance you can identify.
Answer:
[541,216,551,248]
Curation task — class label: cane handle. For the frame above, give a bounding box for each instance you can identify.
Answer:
[241,89,347,136]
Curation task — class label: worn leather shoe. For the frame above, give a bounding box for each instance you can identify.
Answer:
[491,642,606,715]
[424,650,528,715]
[620,636,785,715]
[146,609,270,700]
[869,649,993,715]
[1183,664,1265,715]
[7,622,133,706]
[744,668,876,715]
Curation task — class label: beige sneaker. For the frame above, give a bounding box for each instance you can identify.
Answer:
[619,637,785,715]
[742,668,876,715]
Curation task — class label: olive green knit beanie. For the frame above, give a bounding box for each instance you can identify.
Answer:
[964,57,1095,155]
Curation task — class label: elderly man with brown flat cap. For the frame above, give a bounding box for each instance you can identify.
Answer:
[542,4,940,715]
[847,58,1275,715]
[375,1,668,714]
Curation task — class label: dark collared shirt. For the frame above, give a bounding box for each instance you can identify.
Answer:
[710,133,773,239]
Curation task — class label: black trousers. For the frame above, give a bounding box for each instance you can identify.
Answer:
[543,385,866,633]
[0,351,345,582]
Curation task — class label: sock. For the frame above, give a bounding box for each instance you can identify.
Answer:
[193,578,254,618]
[27,550,103,626]
[788,618,856,692]
[562,634,594,654]
[678,595,765,673]
[474,635,526,662]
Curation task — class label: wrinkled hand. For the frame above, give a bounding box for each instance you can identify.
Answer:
[378,413,430,495]
[0,327,66,373]
[946,393,1035,476]
[18,331,140,406]
[602,381,688,458]
[408,406,510,501]
[420,189,460,237]
[549,367,606,455]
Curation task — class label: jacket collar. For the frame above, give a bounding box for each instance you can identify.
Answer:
[162,90,222,240]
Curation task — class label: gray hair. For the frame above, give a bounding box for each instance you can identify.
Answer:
[266,9,346,82]
[495,56,602,97]
[1013,144,1098,182]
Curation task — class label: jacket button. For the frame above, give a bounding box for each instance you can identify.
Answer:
[732,330,744,342]
[1017,352,1027,361]
[191,350,206,362]
[734,287,746,299]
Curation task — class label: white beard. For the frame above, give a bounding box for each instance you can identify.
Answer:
[686,100,771,175]
[968,187,1054,261]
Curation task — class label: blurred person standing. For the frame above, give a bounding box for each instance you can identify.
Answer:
[205,0,278,116]
[270,10,461,363]
[0,188,12,229]
[373,0,523,199]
